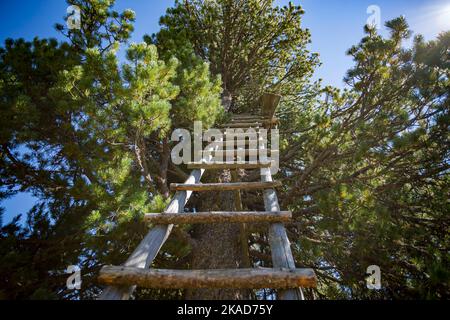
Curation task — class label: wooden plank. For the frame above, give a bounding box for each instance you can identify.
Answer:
[222,131,264,136]
[202,149,278,162]
[231,117,279,123]
[196,140,261,148]
[260,93,281,118]
[214,139,257,144]
[220,122,264,128]
[196,140,258,149]
[145,211,292,224]
[230,115,271,119]
[204,148,278,154]
[226,121,277,127]
[227,149,279,156]
[170,181,281,191]
[232,114,263,117]
[187,162,271,170]
[207,140,260,147]
[261,167,306,300]
[98,169,205,300]
[99,266,317,289]
[230,119,265,123]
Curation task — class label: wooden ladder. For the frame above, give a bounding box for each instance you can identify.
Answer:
[98,113,317,300]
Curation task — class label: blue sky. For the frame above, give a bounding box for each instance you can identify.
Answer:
[1,0,449,225]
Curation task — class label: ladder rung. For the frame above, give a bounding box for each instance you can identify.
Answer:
[220,122,264,128]
[145,211,291,224]
[187,162,271,169]
[231,117,278,123]
[228,119,278,126]
[206,140,260,146]
[99,266,317,289]
[231,149,278,156]
[230,118,264,122]
[221,131,264,136]
[170,181,281,191]
[199,149,279,154]
[231,114,264,119]
[199,140,260,148]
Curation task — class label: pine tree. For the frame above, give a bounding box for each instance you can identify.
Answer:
[277,19,449,299]
[0,0,222,299]
[0,0,448,300]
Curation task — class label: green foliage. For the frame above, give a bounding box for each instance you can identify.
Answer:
[56,0,135,52]
[154,0,318,112]
[279,19,449,299]
[0,0,448,300]
[0,0,222,299]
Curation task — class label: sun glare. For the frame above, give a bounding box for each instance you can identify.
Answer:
[435,3,450,29]
[411,2,450,37]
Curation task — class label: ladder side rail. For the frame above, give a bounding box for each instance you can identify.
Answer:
[261,167,304,300]
[99,169,205,300]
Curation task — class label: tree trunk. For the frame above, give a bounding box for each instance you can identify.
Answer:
[157,137,171,198]
[185,170,250,299]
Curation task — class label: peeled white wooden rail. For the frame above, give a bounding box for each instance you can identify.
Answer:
[261,167,304,300]
[98,169,204,300]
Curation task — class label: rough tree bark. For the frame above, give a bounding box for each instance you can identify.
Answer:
[157,137,171,198]
[185,169,250,299]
